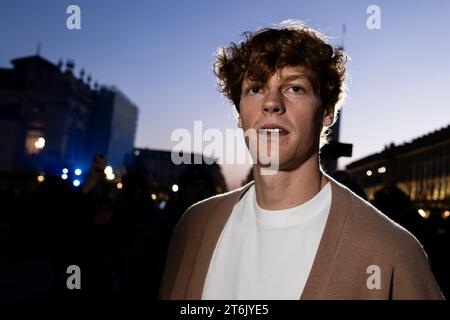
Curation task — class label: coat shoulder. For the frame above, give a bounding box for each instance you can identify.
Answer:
[176,183,252,231]
[329,181,444,299]
[335,182,424,257]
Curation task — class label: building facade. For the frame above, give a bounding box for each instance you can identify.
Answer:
[0,54,138,178]
[346,125,450,216]
[90,86,138,170]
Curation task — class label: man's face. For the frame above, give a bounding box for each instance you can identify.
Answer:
[238,65,333,171]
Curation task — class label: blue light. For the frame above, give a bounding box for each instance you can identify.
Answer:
[62,168,69,174]
[61,173,68,180]
[74,168,82,176]
[73,179,80,187]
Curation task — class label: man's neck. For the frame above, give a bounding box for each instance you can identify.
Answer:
[253,153,329,210]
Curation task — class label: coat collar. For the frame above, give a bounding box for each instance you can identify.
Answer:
[300,176,352,299]
[186,174,352,299]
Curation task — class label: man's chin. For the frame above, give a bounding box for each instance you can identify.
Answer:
[254,159,290,175]
[255,154,306,173]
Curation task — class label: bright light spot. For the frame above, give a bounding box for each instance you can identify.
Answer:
[134,150,140,156]
[34,137,45,149]
[366,170,373,176]
[172,184,179,192]
[37,175,45,183]
[61,173,68,180]
[377,166,386,174]
[151,193,157,200]
[62,168,69,174]
[74,168,82,176]
[104,166,113,175]
[418,209,426,218]
[73,179,81,187]
[116,182,123,190]
[106,173,115,181]
[443,211,450,219]
[418,209,430,219]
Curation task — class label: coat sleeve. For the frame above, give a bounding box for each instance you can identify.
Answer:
[391,235,445,300]
[158,208,191,300]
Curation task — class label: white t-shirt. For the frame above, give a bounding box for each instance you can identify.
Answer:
[202,182,332,300]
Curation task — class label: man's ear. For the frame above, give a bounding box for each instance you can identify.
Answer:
[322,106,334,127]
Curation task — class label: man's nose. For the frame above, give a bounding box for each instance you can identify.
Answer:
[262,90,285,115]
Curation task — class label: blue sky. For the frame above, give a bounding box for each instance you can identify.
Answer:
[1,0,449,188]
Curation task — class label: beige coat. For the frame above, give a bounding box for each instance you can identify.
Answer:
[159,177,444,300]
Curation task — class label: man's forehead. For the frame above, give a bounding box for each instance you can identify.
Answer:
[244,65,314,83]
[276,66,312,77]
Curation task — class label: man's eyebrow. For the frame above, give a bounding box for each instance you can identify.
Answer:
[242,73,311,87]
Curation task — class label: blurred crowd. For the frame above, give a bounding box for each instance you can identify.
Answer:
[0,155,216,301]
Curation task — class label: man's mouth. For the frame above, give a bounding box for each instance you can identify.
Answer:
[258,128,287,134]
[258,125,289,137]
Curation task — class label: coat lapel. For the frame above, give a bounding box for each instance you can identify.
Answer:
[300,178,351,299]
[186,181,255,299]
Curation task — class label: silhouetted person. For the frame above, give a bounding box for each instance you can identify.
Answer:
[127,166,216,300]
[372,185,426,243]
[3,175,74,300]
[111,172,157,298]
[330,170,367,200]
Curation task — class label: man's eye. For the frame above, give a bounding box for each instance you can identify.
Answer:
[289,85,305,93]
[248,87,262,94]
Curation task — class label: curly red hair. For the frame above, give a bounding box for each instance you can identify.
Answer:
[213,21,347,144]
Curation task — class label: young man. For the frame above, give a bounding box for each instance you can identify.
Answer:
[159,21,444,300]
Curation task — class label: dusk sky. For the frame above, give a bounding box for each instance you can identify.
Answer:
[1,0,449,189]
